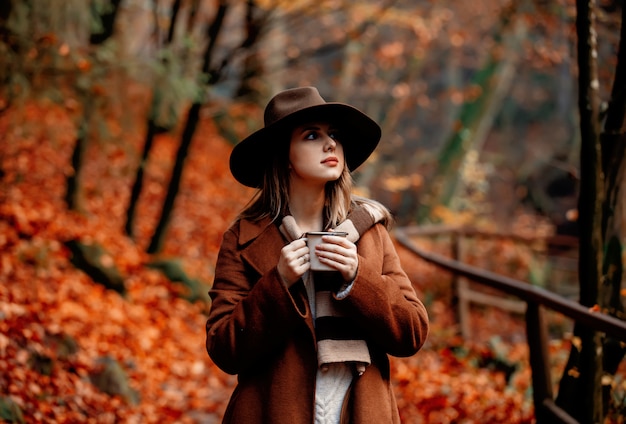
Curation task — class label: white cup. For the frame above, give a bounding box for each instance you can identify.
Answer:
[305,231,348,272]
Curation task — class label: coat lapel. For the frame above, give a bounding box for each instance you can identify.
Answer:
[238,217,286,277]
[237,217,315,336]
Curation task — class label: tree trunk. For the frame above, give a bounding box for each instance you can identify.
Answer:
[555,1,604,422]
[66,96,93,210]
[166,0,182,45]
[125,119,157,237]
[90,0,123,45]
[599,2,626,415]
[125,0,182,238]
[66,0,122,210]
[235,0,266,102]
[0,0,11,37]
[0,0,14,114]
[147,1,229,254]
[416,1,520,223]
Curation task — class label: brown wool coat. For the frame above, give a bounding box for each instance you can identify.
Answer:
[206,217,429,424]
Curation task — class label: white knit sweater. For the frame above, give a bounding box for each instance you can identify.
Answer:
[305,272,353,424]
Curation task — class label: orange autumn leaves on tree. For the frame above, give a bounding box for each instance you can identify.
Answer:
[0,99,545,423]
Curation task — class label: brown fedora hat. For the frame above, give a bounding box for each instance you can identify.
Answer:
[229,86,381,188]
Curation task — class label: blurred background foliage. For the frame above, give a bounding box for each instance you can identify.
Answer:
[2,0,621,232]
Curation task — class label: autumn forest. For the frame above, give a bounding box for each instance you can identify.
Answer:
[1,0,625,423]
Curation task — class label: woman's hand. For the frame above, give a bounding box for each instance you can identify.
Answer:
[315,234,358,282]
[277,238,310,287]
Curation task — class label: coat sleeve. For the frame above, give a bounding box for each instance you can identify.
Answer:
[205,225,311,375]
[339,224,429,357]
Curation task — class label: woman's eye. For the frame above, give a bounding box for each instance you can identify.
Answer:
[302,129,340,141]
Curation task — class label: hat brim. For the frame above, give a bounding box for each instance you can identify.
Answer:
[230,103,381,188]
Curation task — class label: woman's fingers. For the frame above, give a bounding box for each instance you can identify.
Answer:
[289,239,310,266]
[277,239,310,286]
[315,235,358,281]
[279,235,359,285]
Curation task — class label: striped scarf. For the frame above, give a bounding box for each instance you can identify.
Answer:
[279,204,385,375]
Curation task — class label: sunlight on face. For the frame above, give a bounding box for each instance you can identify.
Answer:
[288,121,345,187]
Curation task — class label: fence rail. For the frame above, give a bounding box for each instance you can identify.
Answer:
[394,225,626,424]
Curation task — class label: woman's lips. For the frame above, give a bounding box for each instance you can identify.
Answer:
[322,157,338,165]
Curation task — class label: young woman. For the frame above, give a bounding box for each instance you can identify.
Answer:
[205,86,429,424]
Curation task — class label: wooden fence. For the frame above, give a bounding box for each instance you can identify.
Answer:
[394,225,626,424]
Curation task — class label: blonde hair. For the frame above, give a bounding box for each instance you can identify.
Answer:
[237,128,392,229]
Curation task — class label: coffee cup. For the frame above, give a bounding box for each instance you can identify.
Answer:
[305,231,348,272]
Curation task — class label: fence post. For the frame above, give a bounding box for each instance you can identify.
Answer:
[450,230,460,324]
[451,229,471,338]
[526,302,552,423]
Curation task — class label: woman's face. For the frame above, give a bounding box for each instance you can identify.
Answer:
[288,121,345,187]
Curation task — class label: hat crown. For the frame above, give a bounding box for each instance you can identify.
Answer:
[264,87,326,127]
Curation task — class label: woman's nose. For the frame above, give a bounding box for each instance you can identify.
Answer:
[324,136,336,151]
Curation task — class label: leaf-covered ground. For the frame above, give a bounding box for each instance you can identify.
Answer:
[0,100,578,423]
